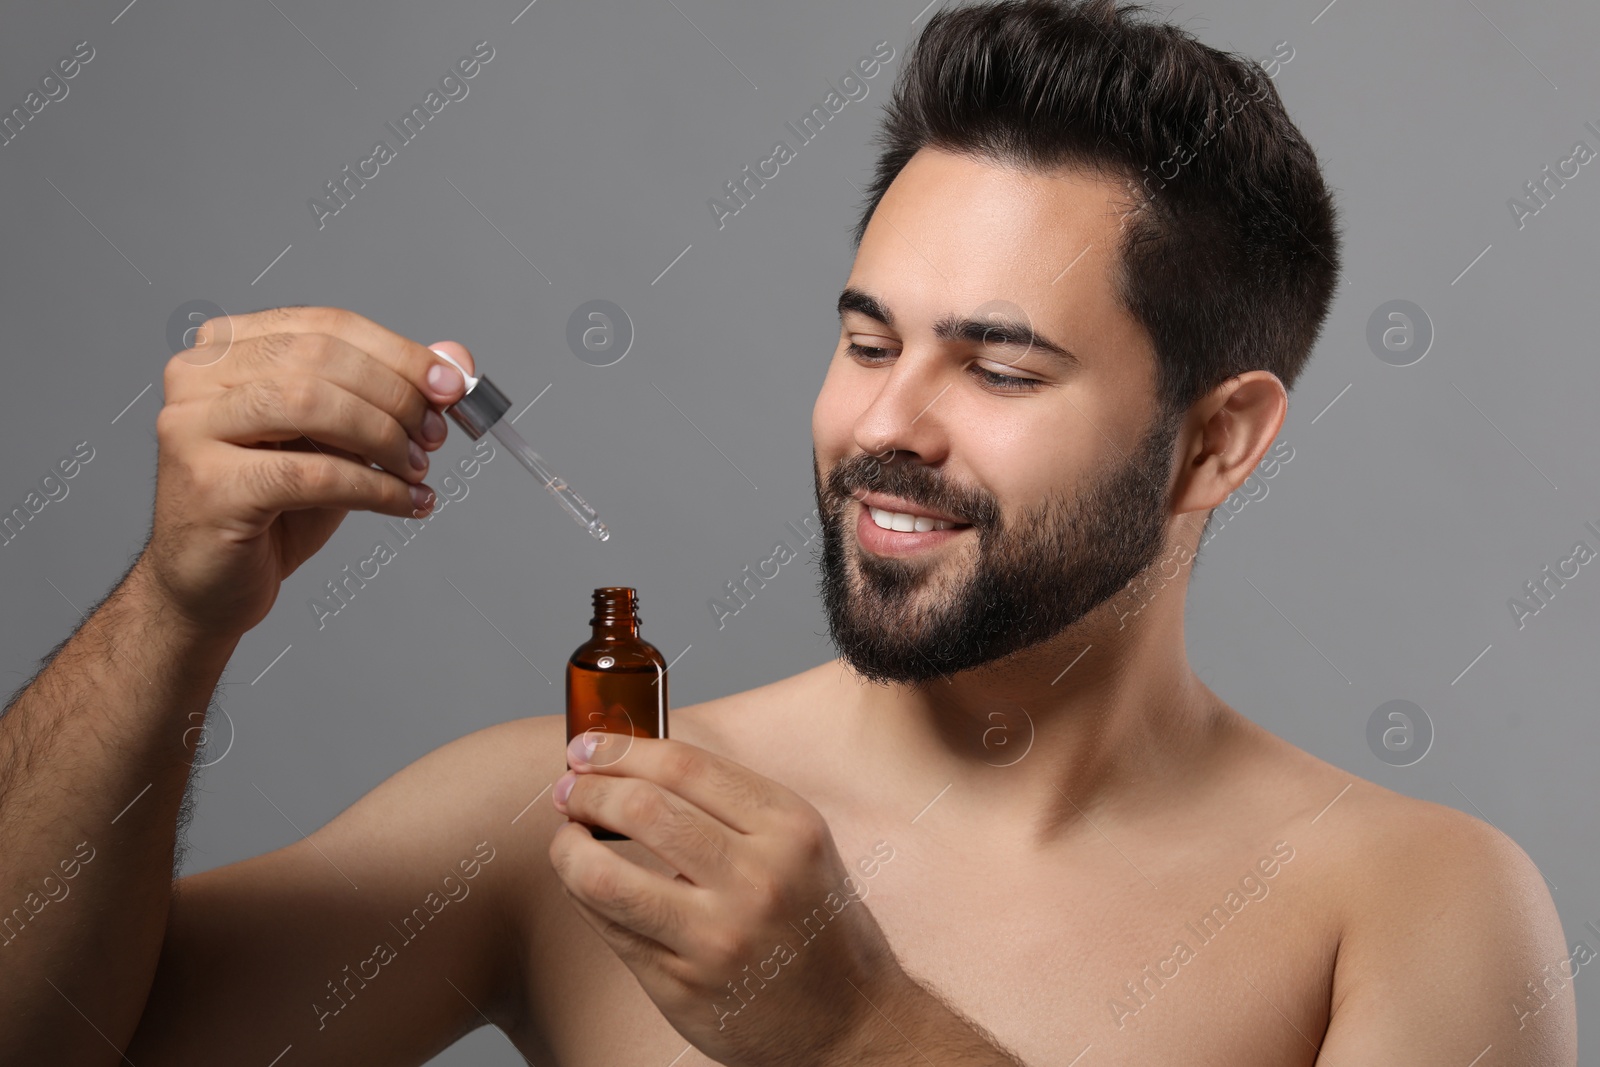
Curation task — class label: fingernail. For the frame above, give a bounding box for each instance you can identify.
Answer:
[410,484,434,514]
[569,732,597,766]
[420,409,447,445]
[408,439,427,474]
[554,773,575,808]
[427,362,463,397]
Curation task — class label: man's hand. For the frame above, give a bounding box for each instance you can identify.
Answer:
[547,733,909,1067]
[142,306,474,634]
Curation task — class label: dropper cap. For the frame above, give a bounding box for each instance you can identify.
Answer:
[431,347,511,440]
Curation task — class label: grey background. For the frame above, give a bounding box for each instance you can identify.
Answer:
[1,0,1596,1061]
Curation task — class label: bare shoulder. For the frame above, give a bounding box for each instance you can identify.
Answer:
[1324,785,1573,1062]
[1219,714,1574,1062]
[1230,714,1557,916]
[1245,720,1551,901]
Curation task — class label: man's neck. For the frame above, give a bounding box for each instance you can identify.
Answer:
[826,610,1224,850]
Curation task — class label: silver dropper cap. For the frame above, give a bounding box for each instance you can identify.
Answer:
[429,347,511,440]
[444,374,511,440]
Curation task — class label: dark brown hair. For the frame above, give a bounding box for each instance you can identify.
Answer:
[852,0,1343,424]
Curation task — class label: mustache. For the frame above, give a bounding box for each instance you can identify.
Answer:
[826,452,998,526]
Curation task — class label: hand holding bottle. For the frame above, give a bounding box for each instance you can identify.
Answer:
[547,733,909,1067]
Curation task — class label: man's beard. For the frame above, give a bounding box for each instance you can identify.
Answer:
[813,405,1183,686]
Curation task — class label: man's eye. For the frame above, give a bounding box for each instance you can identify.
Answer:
[845,342,1043,392]
[846,342,893,360]
[971,366,1043,392]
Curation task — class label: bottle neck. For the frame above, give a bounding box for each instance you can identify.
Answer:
[590,587,639,640]
[591,619,638,640]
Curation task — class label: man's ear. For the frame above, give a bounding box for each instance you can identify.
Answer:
[1170,370,1288,518]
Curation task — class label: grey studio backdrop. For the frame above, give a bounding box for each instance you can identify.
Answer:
[1,0,1596,1062]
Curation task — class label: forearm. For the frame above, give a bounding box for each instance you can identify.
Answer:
[828,968,1029,1067]
[0,556,240,1065]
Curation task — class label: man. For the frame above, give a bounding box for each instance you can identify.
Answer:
[0,0,1576,1064]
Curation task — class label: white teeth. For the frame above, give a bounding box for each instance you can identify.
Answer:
[868,506,960,533]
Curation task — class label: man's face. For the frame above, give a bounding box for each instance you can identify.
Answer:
[810,146,1181,686]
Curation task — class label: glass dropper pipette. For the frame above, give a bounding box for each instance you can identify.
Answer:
[432,350,610,541]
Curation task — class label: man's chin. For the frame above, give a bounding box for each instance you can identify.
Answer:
[833,650,935,688]
[826,603,966,685]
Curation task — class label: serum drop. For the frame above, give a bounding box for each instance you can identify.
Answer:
[565,587,668,841]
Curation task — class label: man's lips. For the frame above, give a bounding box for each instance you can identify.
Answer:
[848,489,972,527]
[852,500,970,557]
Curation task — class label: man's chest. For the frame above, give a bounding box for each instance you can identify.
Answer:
[511,818,1340,1066]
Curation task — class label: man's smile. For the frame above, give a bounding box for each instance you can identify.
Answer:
[851,493,974,558]
[850,487,973,528]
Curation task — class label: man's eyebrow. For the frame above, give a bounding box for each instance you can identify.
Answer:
[835,286,1079,367]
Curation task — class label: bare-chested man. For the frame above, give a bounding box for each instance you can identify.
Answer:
[0,1,1576,1064]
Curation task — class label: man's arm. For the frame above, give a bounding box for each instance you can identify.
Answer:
[1313,805,1576,1066]
[824,969,1029,1066]
[0,560,238,1066]
[0,306,472,1064]
[123,716,545,1064]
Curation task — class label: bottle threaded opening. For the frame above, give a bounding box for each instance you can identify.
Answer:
[591,586,638,626]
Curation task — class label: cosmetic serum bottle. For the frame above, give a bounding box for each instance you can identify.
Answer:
[565,587,668,841]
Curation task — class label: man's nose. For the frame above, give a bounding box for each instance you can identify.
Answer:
[852,354,954,466]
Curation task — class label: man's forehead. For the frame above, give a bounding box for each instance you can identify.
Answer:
[849,148,1134,334]
[865,146,1137,258]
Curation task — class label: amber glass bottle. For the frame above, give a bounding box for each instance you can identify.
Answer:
[565,587,668,841]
